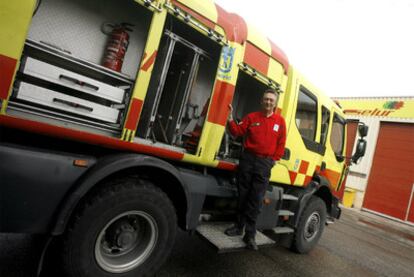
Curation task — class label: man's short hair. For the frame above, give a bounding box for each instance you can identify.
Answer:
[264,89,278,97]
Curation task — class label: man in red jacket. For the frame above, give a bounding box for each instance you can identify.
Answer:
[225,89,286,250]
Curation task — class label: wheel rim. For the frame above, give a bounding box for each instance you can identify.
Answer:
[303,211,321,242]
[95,211,158,273]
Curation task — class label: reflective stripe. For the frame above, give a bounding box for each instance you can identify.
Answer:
[0,115,185,160]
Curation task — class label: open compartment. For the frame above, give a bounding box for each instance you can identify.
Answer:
[8,0,152,134]
[136,14,221,153]
[27,0,151,78]
[219,70,270,161]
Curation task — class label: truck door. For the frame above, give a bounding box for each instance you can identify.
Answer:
[285,85,324,186]
[322,111,347,193]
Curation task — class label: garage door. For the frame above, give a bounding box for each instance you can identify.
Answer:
[363,122,414,223]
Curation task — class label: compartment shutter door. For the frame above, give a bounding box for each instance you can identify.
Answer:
[363,122,414,223]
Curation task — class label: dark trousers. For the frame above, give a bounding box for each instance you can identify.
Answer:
[236,151,274,238]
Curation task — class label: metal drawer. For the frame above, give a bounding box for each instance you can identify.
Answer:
[22,57,125,104]
[16,82,120,123]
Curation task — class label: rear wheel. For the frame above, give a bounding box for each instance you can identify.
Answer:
[63,179,177,277]
[291,196,326,254]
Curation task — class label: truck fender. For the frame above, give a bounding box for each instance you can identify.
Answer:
[51,153,190,235]
[314,175,341,219]
[293,175,340,227]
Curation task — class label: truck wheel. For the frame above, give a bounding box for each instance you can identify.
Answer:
[291,196,326,254]
[62,179,177,277]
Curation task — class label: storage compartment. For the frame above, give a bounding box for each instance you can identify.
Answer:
[16,82,120,123]
[136,15,221,153]
[22,57,125,104]
[8,0,153,134]
[28,0,152,78]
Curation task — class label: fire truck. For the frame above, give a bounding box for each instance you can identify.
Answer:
[0,0,368,276]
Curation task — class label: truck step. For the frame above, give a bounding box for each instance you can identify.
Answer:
[196,223,276,253]
[282,194,299,201]
[272,226,295,234]
[278,210,295,217]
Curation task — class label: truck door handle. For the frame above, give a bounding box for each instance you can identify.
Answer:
[282,148,291,160]
[59,75,99,91]
[53,98,94,112]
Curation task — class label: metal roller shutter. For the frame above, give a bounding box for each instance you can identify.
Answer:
[363,122,414,223]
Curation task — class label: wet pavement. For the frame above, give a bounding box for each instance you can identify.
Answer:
[1,208,413,277]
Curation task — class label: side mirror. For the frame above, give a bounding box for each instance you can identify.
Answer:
[352,138,367,164]
[358,123,368,138]
[335,153,345,163]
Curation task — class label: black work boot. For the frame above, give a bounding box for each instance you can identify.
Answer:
[243,235,258,251]
[224,225,243,236]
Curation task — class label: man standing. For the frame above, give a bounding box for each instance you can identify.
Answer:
[225,89,286,250]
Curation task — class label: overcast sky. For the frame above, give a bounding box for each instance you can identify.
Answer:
[214,0,414,98]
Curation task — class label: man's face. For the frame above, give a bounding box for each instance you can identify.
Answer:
[262,92,277,113]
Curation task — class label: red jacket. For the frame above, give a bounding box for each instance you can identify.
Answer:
[229,111,286,161]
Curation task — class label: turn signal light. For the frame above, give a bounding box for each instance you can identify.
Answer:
[73,159,88,168]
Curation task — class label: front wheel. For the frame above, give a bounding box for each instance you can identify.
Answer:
[291,196,326,254]
[63,179,177,277]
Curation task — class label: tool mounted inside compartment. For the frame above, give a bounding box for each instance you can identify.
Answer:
[101,22,135,73]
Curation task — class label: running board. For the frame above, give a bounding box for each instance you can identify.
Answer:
[278,210,295,217]
[272,226,295,234]
[282,194,299,201]
[196,223,276,253]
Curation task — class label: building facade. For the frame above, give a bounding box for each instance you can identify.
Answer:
[335,97,414,225]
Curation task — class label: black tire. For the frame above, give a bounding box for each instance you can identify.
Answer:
[62,178,177,277]
[291,196,326,254]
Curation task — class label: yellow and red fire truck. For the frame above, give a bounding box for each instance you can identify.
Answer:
[0,0,367,276]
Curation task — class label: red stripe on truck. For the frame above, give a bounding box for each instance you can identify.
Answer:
[0,115,185,161]
[140,51,158,72]
[215,4,247,44]
[125,99,143,130]
[0,54,17,100]
[244,42,270,76]
[207,80,235,126]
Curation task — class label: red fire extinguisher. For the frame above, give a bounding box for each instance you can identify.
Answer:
[101,22,134,72]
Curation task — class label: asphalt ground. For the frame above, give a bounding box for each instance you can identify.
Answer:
[1,208,413,277]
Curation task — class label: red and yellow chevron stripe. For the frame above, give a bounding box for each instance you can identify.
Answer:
[289,160,313,186]
[288,160,341,189]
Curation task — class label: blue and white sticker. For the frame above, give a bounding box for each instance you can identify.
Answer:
[218,46,235,81]
[273,124,279,132]
[219,46,235,74]
[293,159,300,171]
